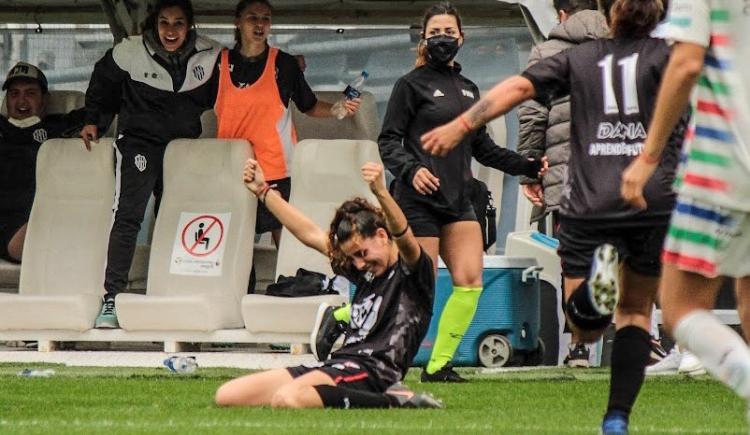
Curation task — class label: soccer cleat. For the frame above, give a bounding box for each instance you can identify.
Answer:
[563,343,590,368]
[310,303,346,361]
[94,296,119,329]
[420,363,468,383]
[677,350,706,376]
[385,382,444,409]
[601,411,629,435]
[646,348,682,375]
[649,336,668,365]
[588,244,620,316]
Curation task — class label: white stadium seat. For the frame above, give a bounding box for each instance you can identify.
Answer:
[242,139,383,334]
[0,138,114,331]
[116,139,256,331]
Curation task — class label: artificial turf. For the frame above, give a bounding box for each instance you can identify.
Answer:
[0,363,746,434]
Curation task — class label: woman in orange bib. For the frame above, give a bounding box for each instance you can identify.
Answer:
[214,0,360,262]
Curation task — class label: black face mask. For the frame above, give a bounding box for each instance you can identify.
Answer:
[425,35,460,65]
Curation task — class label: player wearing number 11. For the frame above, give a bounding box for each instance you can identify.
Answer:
[420,0,686,433]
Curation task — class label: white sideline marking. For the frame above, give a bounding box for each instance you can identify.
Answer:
[0,350,315,369]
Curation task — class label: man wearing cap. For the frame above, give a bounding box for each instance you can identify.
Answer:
[0,61,85,263]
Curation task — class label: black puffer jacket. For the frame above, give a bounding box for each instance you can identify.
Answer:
[517,10,609,220]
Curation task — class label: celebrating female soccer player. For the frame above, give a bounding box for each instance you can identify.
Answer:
[214,159,441,409]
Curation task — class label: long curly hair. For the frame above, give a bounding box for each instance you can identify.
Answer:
[327,198,390,277]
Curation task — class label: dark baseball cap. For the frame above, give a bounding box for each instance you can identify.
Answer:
[2,62,48,93]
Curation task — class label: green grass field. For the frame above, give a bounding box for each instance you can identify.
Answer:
[0,363,746,434]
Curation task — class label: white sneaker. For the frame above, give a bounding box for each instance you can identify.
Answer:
[678,350,706,376]
[588,244,620,315]
[646,348,682,375]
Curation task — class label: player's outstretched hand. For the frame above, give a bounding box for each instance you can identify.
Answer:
[421,118,468,157]
[243,158,266,195]
[361,162,386,195]
[621,156,658,210]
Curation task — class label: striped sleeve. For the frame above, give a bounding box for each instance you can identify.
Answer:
[665,0,712,47]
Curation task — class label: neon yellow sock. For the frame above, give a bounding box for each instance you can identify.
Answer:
[333,304,351,322]
[426,286,482,374]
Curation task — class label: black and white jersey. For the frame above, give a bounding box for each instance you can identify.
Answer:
[522,37,686,221]
[332,249,434,389]
[0,111,85,215]
[84,34,221,145]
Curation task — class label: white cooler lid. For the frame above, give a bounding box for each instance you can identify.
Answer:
[437,255,538,269]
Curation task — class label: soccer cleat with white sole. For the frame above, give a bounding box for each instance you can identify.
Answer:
[588,244,620,316]
[678,350,706,376]
[646,348,682,375]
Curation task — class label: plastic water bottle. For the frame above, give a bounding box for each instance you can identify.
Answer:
[163,356,198,374]
[332,70,369,120]
[17,368,55,377]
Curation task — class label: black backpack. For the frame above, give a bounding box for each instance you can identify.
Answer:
[468,178,497,251]
[265,268,339,297]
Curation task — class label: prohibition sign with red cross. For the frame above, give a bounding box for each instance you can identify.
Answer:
[180,214,224,257]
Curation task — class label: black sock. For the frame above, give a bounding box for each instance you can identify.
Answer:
[314,385,395,409]
[565,280,612,331]
[606,326,651,417]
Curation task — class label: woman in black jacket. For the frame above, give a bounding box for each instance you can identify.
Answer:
[378,2,545,382]
[80,0,222,329]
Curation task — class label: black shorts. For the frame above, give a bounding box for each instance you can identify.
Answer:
[557,217,669,278]
[393,182,476,238]
[287,358,383,393]
[0,212,27,263]
[256,178,291,234]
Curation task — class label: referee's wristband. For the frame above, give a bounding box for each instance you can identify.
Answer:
[392,225,410,239]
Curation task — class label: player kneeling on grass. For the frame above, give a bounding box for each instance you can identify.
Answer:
[214,159,442,409]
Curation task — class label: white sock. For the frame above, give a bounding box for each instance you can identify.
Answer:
[674,310,750,399]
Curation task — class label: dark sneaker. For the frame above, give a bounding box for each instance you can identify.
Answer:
[563,343,590,368]
[385,382,444,409]
[310,303,346,361]
[588,244,620,315]
[601,411,629,435]
[94,296,119,329]
[420,364,467,383]
[649,336,668,365]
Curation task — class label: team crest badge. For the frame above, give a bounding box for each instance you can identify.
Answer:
[32,128,48,143]
[134,154,147,172]
[193,65,205,81]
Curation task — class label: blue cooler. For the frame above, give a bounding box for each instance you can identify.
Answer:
[412,256,543,368]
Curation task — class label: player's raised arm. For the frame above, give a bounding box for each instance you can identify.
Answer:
[360,162,421,267]
[243,158,329,255]
[420,76,536,157]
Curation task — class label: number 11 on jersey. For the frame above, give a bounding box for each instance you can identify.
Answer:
[598,53,640,115]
